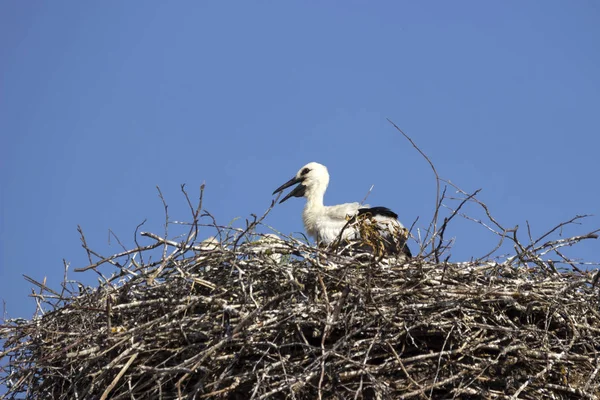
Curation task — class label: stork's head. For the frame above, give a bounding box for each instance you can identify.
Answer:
[272,162,329,203]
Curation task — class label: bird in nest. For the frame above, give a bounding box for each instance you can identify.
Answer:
[273,162,412,259]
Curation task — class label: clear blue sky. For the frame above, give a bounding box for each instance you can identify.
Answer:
[1,1,599,321]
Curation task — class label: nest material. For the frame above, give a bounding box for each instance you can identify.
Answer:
[351,212,411,257]
[1,234,600,400]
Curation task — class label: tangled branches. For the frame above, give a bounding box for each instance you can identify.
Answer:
[2,125,599,398]
[2,212,600,399]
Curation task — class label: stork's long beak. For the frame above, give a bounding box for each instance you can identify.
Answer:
[273,176,306,203]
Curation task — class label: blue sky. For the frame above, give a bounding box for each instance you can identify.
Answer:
[1,1,599,322]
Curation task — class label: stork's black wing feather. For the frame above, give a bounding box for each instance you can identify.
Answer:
[401,241,413,258]
[357,207,398,219]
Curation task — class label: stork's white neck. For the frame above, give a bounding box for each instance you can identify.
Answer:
[304,184,326,210]
[302,185,326,240]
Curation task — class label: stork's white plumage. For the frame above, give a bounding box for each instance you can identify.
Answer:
[245,233,285,264]
[273,162,412,257]
[199,236,219,251]
[198,236,220,272]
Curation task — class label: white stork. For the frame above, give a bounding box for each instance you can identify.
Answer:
[241,234,285,264]
[273,162,412,258]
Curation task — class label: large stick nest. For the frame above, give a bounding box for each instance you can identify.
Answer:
[2,226,600,399]
[2,163,600,399]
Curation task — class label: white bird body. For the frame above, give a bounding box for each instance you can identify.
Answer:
[199,236,219,251]
[303,202,358,243]
[273,162,411,257]
[244,233,285,264]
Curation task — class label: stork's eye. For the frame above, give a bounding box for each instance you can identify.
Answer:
[301,168,310,175]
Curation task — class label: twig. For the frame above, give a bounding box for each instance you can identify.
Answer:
[387,119,441,256]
